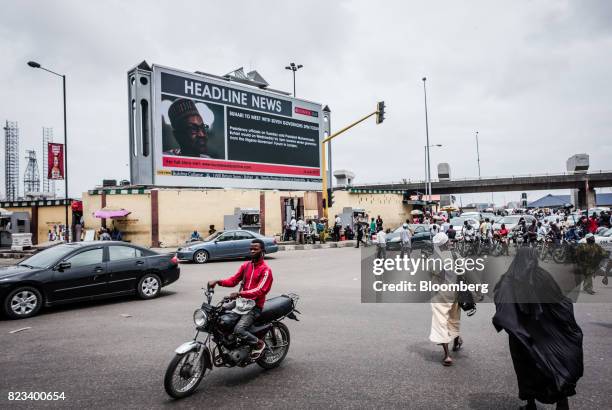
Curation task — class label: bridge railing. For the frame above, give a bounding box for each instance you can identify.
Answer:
[352,170,612,187]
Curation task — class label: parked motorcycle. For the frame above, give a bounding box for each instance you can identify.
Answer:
[164,285,300,399]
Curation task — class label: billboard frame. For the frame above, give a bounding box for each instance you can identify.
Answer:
[128,62,329,191]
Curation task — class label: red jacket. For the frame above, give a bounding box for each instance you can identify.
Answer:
[588,218,598,233]
[218,259,273,309]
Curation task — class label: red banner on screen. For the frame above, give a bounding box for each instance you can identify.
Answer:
[162,156,320,176]
[48,143,65,180]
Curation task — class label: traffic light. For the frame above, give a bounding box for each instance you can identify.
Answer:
[327,188,334,208]
[376,101,385,124]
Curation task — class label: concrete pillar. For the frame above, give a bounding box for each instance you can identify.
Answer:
[576,180,596,210]
[151,189,159,247]
[31,205,38,245]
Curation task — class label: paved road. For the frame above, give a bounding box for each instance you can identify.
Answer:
[1,247,611,409]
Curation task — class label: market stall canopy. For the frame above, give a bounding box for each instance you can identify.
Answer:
[410,209,424,216]
[94,208,131,219]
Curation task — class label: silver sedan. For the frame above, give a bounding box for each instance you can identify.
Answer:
[176,230,279,264]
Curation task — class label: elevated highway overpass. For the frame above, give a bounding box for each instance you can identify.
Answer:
[350,170,612,208]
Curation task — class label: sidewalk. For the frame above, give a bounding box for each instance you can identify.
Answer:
[278,240,357,251]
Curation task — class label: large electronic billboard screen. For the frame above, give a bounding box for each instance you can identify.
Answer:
[152,66,324,190]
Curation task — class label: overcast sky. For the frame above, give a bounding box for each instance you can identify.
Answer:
[1,0,611,205]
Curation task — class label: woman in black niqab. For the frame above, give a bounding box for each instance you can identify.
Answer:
[492,247,583,410]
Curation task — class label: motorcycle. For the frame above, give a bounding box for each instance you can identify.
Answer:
[554,237,578,264]
[164,285,300,399]
[489,233,506,257]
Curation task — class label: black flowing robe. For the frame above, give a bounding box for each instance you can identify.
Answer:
[492,248,583,404]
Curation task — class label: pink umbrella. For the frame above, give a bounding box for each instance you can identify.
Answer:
[94,208,131,219]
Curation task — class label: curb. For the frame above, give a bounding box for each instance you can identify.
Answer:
[278,240,357,251]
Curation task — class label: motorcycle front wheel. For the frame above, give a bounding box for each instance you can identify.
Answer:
[257,322,290,370]
[164,350,208,399]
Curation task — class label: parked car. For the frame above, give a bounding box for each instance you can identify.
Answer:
[588,207,610,216]
[578,227,612,245]
[0,241,180,319]
[542,215,563,225]
[449,217,480,240]
[176,230,279,263]
[492,214,536,231]
[480,212,498,222]
[381,224,433,251]
[460,212,481,220]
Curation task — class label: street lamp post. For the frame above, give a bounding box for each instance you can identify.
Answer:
[422,77,432,200]
[424,144,443,200]
[28,61,69,241]
[475,130,481,178]
[284,62,303,97]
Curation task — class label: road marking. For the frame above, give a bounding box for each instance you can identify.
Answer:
[9,327,31,334]
[120,314,132,318]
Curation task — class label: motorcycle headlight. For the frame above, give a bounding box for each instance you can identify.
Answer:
[193,309,207,328]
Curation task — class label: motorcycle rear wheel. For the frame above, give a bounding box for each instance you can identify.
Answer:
[257,322,290,370]
[164,350,207,399]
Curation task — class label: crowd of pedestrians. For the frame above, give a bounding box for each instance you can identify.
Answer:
[357,205,610,408]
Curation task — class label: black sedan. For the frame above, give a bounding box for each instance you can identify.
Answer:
[0,241,180,319]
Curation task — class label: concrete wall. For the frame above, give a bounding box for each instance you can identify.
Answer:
[37,206,73,243]
[79,188,411,247]
[82,192,152,246]
[157,189,260,247]
[82,192,102,232]
[5,205,73,244]
[328,191,412,230]
[106,193,152,246]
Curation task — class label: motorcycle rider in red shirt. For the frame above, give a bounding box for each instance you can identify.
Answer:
[208,239,273,357]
